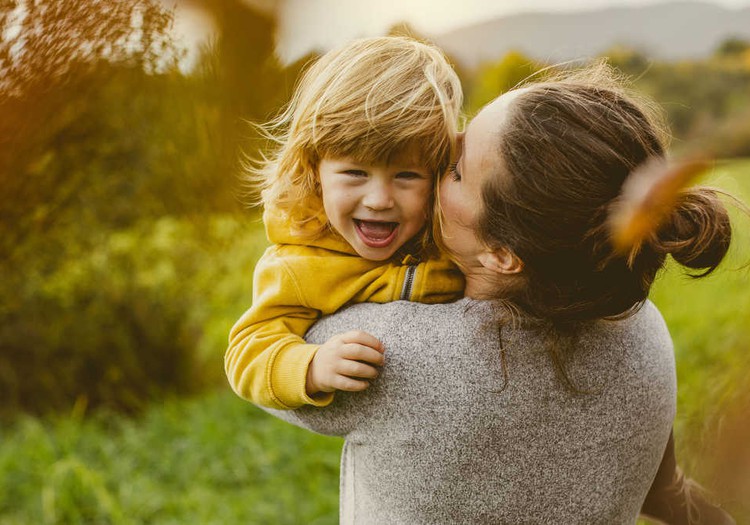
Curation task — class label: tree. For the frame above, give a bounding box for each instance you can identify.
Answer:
[0,0,179,96]
[466,51,547,115]
[0,0,307,415]
[0,0,205,415]
[601,45,650,76]
[715,37,750,58]
[0,0,183,253]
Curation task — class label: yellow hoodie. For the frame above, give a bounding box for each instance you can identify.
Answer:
[225,208,464,409]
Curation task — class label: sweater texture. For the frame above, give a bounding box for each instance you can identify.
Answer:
[265,298,676,524]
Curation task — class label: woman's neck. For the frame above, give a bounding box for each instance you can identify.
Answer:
[463,266,525,300]
[463,268,501,300]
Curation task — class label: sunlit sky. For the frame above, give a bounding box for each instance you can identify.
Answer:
[277,0,750,61]
[169,0,750,67]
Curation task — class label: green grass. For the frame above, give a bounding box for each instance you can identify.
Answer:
[2,160,749,524]
[647,158,750,521]
[0,392,342,524]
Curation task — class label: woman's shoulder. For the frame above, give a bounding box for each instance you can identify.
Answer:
[308,298,671,346]
[568,300,672,355]
[581,300,674,374]
[306,298,485,342]
[555,300,676,412]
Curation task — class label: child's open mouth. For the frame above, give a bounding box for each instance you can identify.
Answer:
[354,219,399,248]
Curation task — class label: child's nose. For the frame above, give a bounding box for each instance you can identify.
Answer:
[362,183,394,210]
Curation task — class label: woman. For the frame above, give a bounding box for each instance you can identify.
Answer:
[264,66,735,524]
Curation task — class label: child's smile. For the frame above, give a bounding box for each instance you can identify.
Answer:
[354,220,400,248]
[319,155,433,261]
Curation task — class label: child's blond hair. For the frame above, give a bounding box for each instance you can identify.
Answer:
[251,36,463,239]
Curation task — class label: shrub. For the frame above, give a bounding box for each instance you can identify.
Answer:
[0,215,267,415]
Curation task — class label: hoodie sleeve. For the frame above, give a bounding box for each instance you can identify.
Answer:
[224,246,334,410]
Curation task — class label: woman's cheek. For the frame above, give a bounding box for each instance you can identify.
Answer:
[438,179,460,223]
[437,178,449,211]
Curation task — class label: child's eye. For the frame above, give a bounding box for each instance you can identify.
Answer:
[343,169,367,177]
[448,162,461,182]
[396,171,423,180]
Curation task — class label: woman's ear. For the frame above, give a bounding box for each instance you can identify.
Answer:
[477,247,524,275]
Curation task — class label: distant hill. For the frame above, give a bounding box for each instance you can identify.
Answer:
[430,1,750,69]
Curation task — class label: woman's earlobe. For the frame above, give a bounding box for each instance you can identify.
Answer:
[478,248,524,275]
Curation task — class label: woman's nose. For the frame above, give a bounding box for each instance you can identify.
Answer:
[362,183,394,210]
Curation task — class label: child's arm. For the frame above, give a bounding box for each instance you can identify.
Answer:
[225,247,385,410]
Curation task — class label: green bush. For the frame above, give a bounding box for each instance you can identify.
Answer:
[465,50,547,115]
[706,106,750,158]
[0,215,267,415]
[605,53,750,152]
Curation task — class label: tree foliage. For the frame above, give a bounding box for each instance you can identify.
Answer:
[464,46,750,156]
[465,50,547,115]
[0,0,179,96]
[715,37,750,59]
[0,0,186,254]
[607,47,750,156]
[0,0,294,414]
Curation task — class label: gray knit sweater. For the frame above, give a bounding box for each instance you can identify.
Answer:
[265,298,676,525]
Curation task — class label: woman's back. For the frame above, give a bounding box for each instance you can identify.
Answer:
[269,299,676,524]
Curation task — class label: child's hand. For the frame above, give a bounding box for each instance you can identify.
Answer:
[306,330,385,396]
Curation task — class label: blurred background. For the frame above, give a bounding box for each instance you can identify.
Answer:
[1,0,749,523]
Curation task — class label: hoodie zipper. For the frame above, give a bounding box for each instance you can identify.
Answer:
[400,265,417,301]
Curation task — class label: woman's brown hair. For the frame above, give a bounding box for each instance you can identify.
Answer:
[477,64,733,326]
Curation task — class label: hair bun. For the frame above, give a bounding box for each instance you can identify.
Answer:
[609,157,710,257]
[656,189,732,276]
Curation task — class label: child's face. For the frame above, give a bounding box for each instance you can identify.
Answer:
[319,152,432,261]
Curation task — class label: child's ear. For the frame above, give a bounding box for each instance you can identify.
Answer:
[478,247,524,275]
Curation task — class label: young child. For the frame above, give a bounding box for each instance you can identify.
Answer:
[225,36,465,410]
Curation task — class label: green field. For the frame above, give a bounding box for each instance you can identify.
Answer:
[1,161,749,524]
[0,391,341,525]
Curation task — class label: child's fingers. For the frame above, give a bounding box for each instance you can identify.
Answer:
[331,375,371,392]
[336,360,379,379]
[340,343,385,366]
[339,330,385,352]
